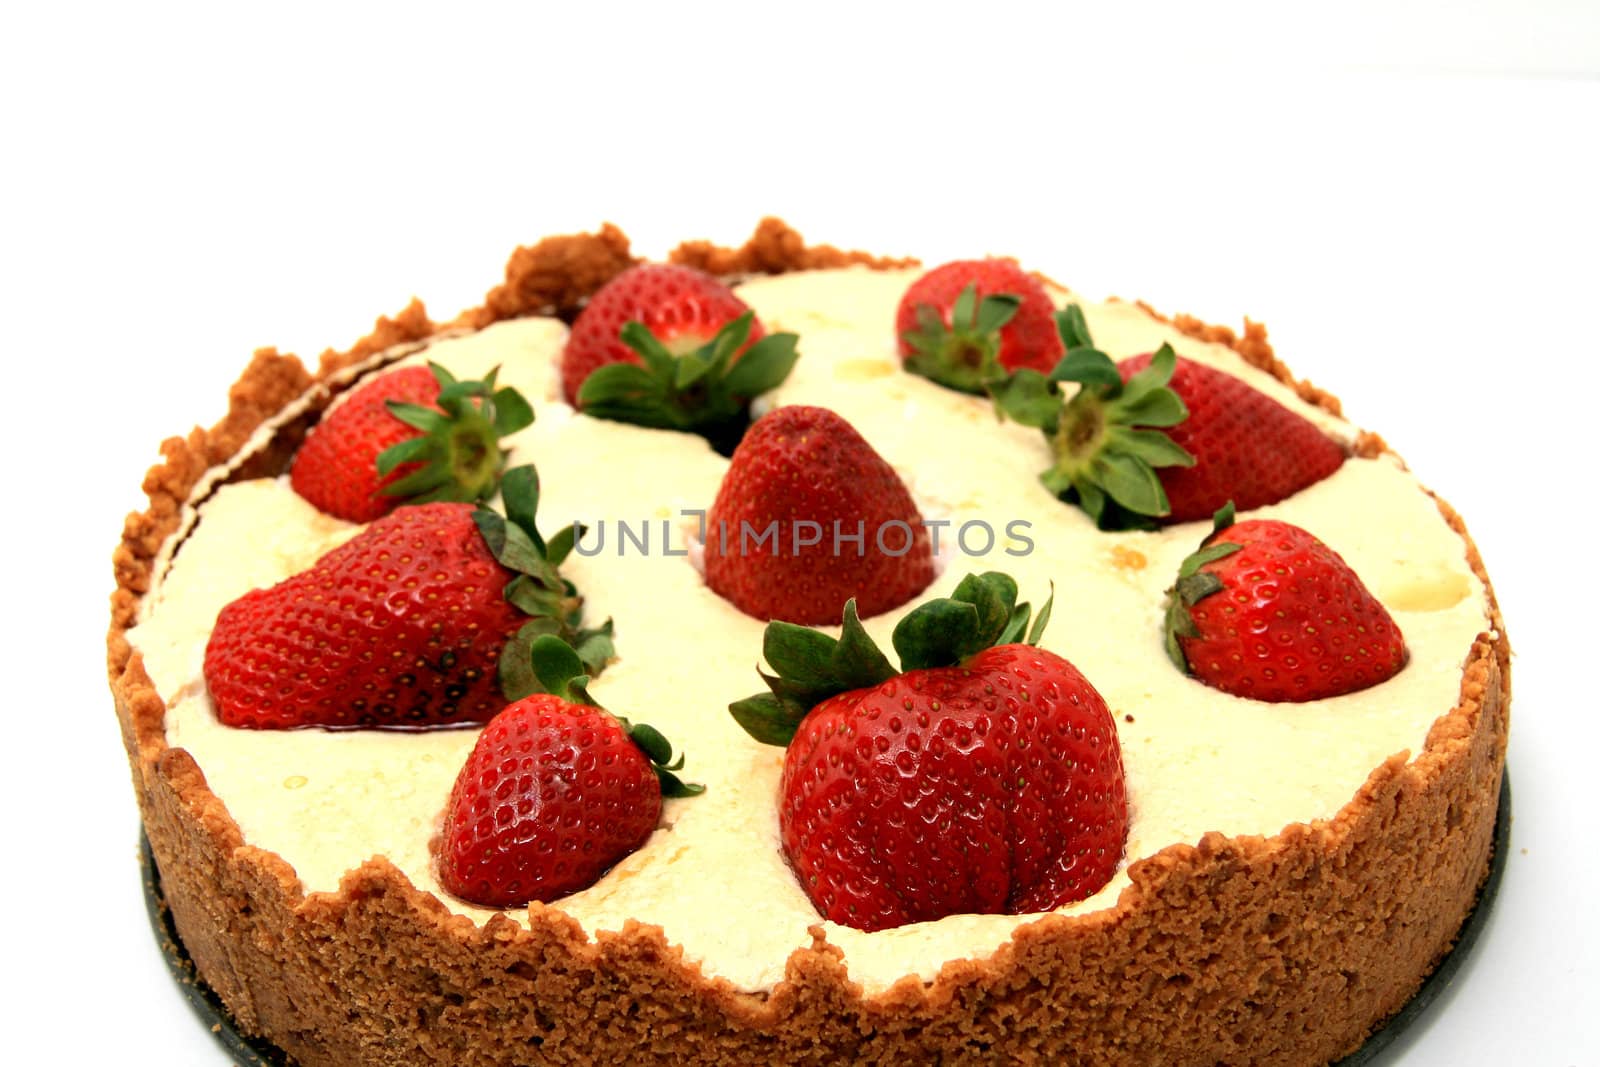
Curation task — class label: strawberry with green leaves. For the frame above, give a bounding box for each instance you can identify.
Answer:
[896,259,1065,393]
[439,636,702,908]
[564,264,799,453]
[204,466,612,729]
[290,362,533,523]
[730,573,1127,932]
[1164,504,1407,702]
[1112,350,1346,523]
[990,306,1345,528]
[703,405,934,625]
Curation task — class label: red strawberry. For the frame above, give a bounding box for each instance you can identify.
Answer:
[440,637,701,908]
[731,573,1128,931]
[562,264,757,402]
[703,405,934,625]
[563,264,798,450]
[990,306,1343,528]
[896,259,1065,393]
[1164,507,1407,702]
[290,362,533,523]
[204,467,612,729]
[1117,351,1345,523]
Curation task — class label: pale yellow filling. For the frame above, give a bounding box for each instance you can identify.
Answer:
[128,268,1489,995]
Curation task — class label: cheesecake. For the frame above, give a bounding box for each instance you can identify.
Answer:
[108,219,1509,1065]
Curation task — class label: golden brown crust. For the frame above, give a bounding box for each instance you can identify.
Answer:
[457,224,639,329]
[669,216,917,276]
[108,221,1509,1066]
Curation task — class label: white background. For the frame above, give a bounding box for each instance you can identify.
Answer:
[4,2,1597,1064]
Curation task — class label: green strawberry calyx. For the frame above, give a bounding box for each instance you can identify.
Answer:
[378,362,535,505]
[472,465,616,698]
[575,312,800,455]
[1162,502,1243,673]
[729,572,1053,748]
[988,306,1196,530]
[900,283,1023,395]
[521,634,703,799]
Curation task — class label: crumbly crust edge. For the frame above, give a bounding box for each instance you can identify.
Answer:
[107,218,1509,1066]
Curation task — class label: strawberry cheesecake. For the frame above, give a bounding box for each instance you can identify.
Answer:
[108,219,1509,1065]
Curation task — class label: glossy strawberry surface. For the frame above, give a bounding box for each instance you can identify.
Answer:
[779,645,1128,931]
[703,405,934,624]
[439,695,662,908]
[290,364,440,522]
[1118,353,1345,522]
[203,502,524,728]
[1173,519,1407,702]
[561,263,765,405]
[896,258,1065,382]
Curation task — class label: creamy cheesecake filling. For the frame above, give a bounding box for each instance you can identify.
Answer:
[128,268,1490,996]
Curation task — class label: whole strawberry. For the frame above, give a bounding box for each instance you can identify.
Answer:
[896,258,1065,393]
[703,405,934,625]
[1117,351,1345,522]
[989,306,1343,528]
[564,264,798,451]
[290,362,533,523]
[1164,505,1407,702]
[731,573,1128,932]
[440,636,701,908]
[204,466,612,729]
